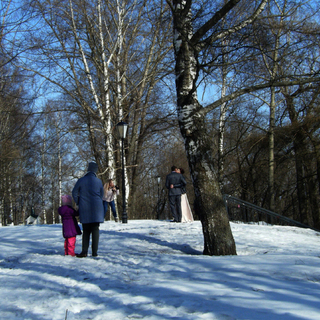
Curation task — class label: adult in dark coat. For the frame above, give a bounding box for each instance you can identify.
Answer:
[165,165,186,222]
[72,162,104,257]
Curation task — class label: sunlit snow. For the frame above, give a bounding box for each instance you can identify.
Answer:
[0,220,319,320]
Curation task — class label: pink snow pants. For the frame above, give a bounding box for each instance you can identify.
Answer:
[64,237,76,256]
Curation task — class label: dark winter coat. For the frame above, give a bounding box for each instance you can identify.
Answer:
[165,172,186,196]
[58,205,82,238]
[72,171,105,224]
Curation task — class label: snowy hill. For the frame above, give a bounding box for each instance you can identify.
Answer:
[0,220,319,320]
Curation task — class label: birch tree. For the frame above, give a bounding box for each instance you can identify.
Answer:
[13,0,130,178]
[166,0,272,255]
[250,0,288,212]
[0,64,36,225]
[41,114,48,224]
[14,0,173,221]
[167,0,320,255]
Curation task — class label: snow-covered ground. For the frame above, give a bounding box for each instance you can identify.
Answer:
[0,220,319,320]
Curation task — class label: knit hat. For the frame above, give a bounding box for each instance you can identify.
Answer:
[61,195,73,206]
[88,162,98,173]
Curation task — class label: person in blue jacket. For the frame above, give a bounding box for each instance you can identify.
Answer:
[72,162,104,257]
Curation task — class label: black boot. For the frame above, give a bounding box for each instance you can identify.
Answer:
[76,252,87,258]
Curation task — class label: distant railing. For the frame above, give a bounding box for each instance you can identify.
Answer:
[223,194,320,232]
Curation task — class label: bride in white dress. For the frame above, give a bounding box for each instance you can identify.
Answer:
[178,168,194,223]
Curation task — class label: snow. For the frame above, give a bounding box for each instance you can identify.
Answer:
[0,220,320,320]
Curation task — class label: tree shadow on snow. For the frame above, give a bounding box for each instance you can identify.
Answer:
[99,229,202,255]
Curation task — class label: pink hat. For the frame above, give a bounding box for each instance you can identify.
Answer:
[61,195,73,206]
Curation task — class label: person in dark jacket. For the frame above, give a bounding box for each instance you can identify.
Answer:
[58,195,82,256]
[165,165,187,222]
[72,162,104,257]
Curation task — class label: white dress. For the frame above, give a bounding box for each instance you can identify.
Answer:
[181,193,194,222]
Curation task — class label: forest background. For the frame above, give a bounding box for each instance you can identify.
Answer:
[1,0,320,255]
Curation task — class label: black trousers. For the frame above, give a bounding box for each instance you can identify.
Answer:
[169,194,182,222]
[82,222,100,255]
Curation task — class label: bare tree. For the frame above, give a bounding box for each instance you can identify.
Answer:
[0,67,37,224]
[165,0,273,255]
[247,0,320,225]
[166,0,320,255]
[13,0,174,222]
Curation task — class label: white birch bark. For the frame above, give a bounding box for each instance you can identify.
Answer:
[170,0,270,255]
[256,0,285,211]
[113,0,137,205]
[57,113,62,223]
[97,0,115,178]
[172,0,236,255]
[68,0,116,178]
[10,0,170,223]
[268,86,276,211]
[218,66,228,187]
[267,1,285,213]
[41,115,47,224]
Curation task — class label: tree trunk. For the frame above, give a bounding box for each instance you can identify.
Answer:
[218,70,228,188]
[310,139,320,229]
[172,0,236,255]
[268,86,275,212]
[42,117,47,224]
[186,118,237,255]
[283,92,310,224]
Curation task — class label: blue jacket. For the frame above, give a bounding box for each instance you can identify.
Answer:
[72,172,105,224]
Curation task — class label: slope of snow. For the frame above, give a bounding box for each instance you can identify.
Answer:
[0,220,319,320]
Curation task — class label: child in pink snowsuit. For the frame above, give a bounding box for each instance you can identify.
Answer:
[58,195,82,256]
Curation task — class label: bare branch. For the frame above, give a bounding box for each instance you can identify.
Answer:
[201,75,320,116]
[194,0,268,48]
